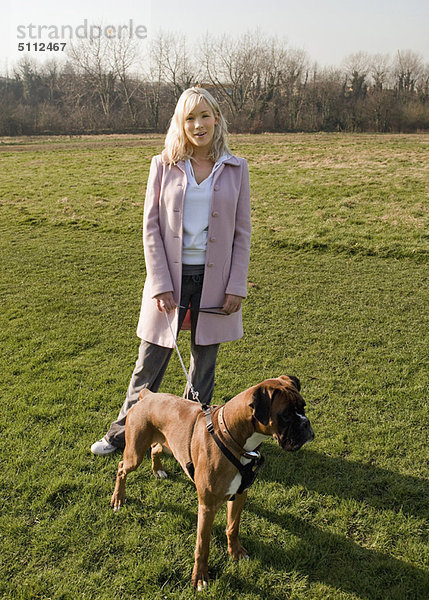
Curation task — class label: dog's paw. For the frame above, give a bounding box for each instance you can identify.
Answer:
[154,470,168,479]
[110,495,125,512]
[229,543,249,561]
[197,580,208,592]
[192,569,209,591]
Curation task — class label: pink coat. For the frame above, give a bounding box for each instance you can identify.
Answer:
[136,154,251,347]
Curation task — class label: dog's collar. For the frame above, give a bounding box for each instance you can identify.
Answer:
[218,406,260,461]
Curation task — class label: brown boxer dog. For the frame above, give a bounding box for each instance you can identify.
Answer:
[110,375,314,590]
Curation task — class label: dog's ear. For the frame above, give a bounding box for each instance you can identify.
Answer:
[287,375,301,392]
[279,374,301,392]
[249,386,272,426]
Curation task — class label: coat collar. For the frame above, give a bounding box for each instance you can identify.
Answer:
[175,154,240,172]
[220,155,240,166]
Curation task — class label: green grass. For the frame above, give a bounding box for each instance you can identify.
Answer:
[1,133,428,600]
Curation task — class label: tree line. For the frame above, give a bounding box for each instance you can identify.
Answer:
[1,31,428,135]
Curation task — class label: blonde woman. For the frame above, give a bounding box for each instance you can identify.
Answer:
[91,87,251,454]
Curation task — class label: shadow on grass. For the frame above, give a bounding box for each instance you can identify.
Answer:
[154,494,427,600]
[246,501,427,600]
[130,445,428,599]
[254,448,428,599]
[259,446,428,520]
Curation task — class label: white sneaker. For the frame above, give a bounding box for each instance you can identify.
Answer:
[91,437,117,455]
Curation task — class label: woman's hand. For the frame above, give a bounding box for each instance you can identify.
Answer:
[155,291,176,313]
[222,294,243,314]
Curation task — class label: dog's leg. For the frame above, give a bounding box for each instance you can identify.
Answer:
[110,436,150,511]
[192,500,221,591]
[110,459,128,511]
[151,443,168,479]
[226,491,249,560]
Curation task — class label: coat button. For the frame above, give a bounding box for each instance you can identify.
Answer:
[214,185,220,191]
[174,208,180,212]
[212,211,219,217]
[207,263,214,268]
[209,237,216,242]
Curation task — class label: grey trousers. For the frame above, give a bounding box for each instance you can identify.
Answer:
[105,271,219,448]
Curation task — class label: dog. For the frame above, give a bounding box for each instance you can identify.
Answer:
[110,375,314,590]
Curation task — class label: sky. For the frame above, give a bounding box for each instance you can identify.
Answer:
[2,0,429,74]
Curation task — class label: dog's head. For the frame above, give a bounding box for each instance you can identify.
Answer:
[248,375,314,451]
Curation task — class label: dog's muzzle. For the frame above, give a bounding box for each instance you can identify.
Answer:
[299,415,315,445]
[276,414,315,452]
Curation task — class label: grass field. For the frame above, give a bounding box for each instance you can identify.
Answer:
[0,133,428,600]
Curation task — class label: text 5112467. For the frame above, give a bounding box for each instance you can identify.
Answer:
[18,42,67,52]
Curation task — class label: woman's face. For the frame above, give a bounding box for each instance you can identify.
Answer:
[184,98,218,154]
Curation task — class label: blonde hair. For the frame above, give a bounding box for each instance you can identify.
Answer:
[162,87,231,165]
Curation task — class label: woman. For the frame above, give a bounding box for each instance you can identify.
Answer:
[91,87,251,454]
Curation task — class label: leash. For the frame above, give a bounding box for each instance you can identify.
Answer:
[164,311,200,403]
[164,309,264,499]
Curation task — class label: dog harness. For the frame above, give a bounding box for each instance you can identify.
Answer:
[203,404,265,499]
[165,311,265,500]
[185,405,265,500]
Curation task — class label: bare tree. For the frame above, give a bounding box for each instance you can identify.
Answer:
[343,52,370,98]
[149,32,200,101]
[56,61,89,130]
[369,53,391,90]
[1,28,428,135]
[199,31,311,130]
[393,50,424,94]
[141,39,165,130]
[68,34,118,119]
[277,47,310,129]
[416,63,429,100]
[39,59,61,102]
[306,65,346,131]
[200,31,263,118]
[110,36,142,125]
[14,56,47,105]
